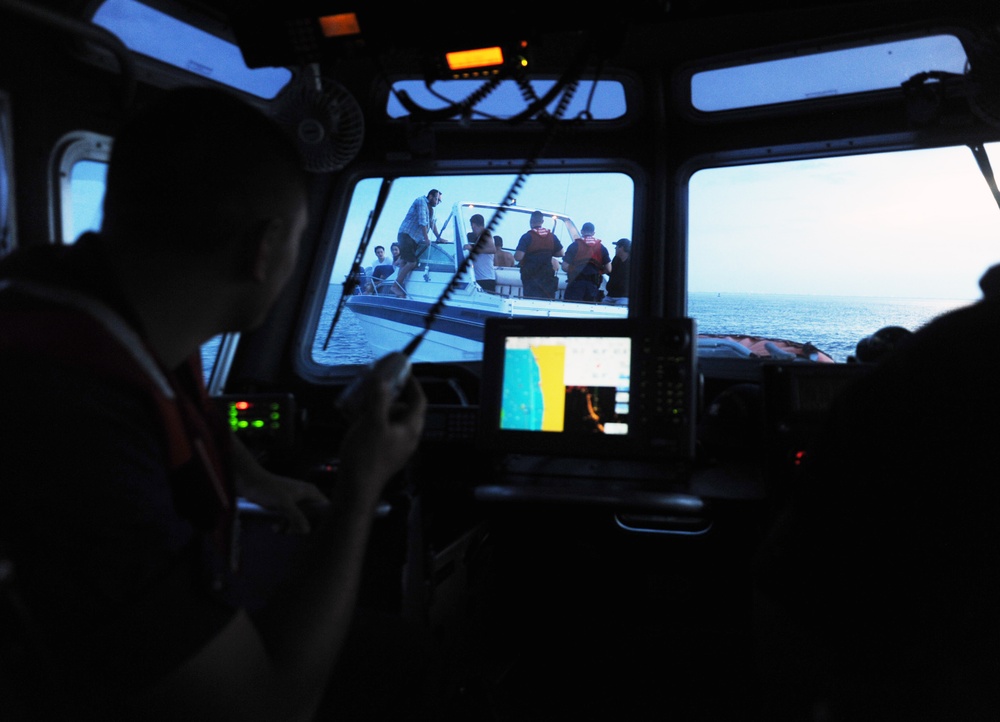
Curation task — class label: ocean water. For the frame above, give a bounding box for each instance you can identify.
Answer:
[312,298,376,366]
[287,287,978,369]
[688,292,974,362]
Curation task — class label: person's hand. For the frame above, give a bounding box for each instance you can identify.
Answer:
[238,469,330,534]
[336,352,427,509]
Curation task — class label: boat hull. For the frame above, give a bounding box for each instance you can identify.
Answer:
[345,290,627,362]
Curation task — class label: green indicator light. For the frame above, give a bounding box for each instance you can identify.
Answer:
[270,412,280,420]
[252,420,265,428]
[270,403,280,410]
[270,421,281,428]
[238,420,249,428]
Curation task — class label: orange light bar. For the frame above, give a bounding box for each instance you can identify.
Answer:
[446,46,505,71]
[318,13,361,38]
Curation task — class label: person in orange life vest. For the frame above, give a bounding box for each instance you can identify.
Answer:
[514,210,564,299]
[562,222,612,303]
[0,86,427,721]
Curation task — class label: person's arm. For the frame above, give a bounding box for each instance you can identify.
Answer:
[418,200,432,243]
[132,353,427,722]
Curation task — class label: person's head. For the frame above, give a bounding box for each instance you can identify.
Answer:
[614,238,631,255]
[979,263,1000,299]
[101,86,308,330]
[427,189,443,207]
[854,325,913,363]
[581,222,595,236]
[374,245,386,258]
[530,211,545,229]
[390,242,401,258]
[470,213,485,231]
[495,235,504,249]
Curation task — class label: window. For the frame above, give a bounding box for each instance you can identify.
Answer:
[52,131,228,382]
[91,0,291,99]
[690,34,968,113]
[67,160,108,243]
[687,143,1000,361]
[53,132,111,245]
[0,90,14,258]
[304,171,635,373]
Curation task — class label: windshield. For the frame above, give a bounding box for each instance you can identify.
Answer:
[307,172,635,370]
[688,143,1000,361]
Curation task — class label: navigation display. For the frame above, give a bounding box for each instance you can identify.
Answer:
[478,317,697,461]
[499,335,631,435]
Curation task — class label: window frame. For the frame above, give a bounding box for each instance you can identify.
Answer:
[292,159,644,384]
[50,130,112,245]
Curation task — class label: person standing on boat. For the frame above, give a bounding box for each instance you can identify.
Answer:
[395,189,443,297]
[463,213,497,293]
[493,236,516,268]
[515,210,564,299]
[601,238,631,305]
[562,222,612,303]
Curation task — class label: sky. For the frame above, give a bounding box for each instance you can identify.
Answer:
[66,138,1000,304]
[62,8,998,302]
[331,173,636,281]
[328,141,1000,302]
[688,143,1000,300]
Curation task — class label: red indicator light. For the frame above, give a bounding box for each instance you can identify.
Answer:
[235,401,251,410]
[793,449,807,466]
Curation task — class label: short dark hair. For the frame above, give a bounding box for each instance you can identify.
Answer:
[375,245,385,253]
[530,211,544,226]
[102,86,306,253]
[470,214,485,227]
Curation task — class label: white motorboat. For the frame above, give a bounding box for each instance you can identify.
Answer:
[345,202,626,362]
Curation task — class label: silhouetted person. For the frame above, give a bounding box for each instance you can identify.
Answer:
[849,324,913,363]
[0,87,427,721]
[753,279,1000,720]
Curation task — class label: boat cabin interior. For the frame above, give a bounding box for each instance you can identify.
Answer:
[2,0,1000,718]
